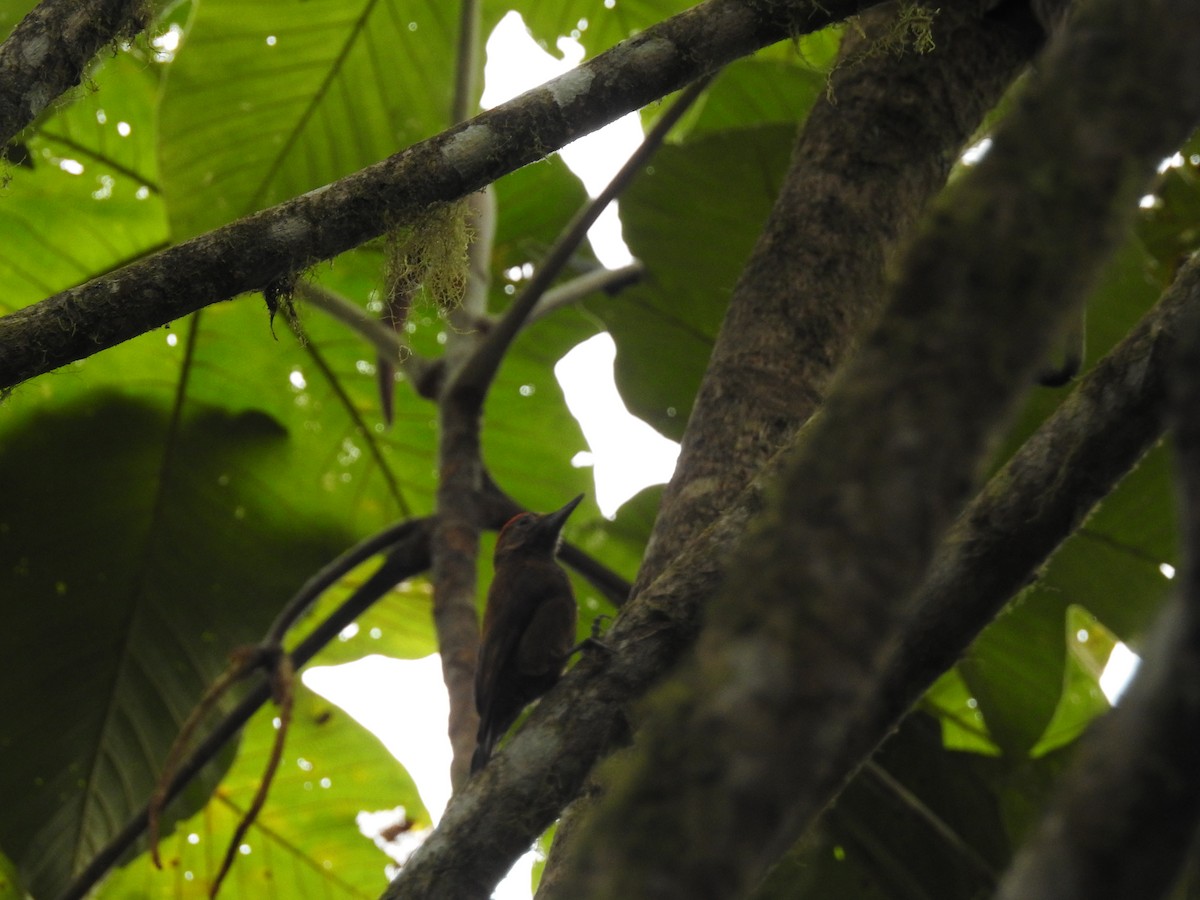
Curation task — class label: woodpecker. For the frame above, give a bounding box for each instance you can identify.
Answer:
[472,494,583,773]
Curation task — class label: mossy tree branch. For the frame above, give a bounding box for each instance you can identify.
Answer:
[0,0,147,148]
[630,0,1043,595]
[0,0,883,393]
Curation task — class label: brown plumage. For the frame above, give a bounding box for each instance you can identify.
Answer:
[471,495,583,774]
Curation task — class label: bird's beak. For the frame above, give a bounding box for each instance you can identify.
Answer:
[542,493,584,535]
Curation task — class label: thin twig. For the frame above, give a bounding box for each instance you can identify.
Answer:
[862,761,998,884]
[526,262,646,327]
[63,475,630,897]
[58,521,433,900]
[209,653,296,898]
[264,517,424,646]
[452,0,482,125]
[1,0,876,391]
[450,76,714,402]
[147,651,260,866]
[292,281,450,403]
[296,281,407,361]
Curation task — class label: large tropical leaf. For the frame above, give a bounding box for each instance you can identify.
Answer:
[159,0,457,240]
[0,396,353,898]
[592,123,796,439]
[95,683,425,899]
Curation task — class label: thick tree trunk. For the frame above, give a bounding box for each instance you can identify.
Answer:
[539,4,1042,891]
[550,0,1200,895]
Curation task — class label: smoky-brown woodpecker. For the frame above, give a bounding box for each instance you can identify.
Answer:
[471,494,583,773]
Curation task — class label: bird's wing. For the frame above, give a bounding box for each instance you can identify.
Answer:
[473,591,536,772]
[514,592,576,677]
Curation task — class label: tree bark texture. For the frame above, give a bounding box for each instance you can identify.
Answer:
[552,0,1200,895]
[431,189,495,790]
[633,0,1043,594]
[0,0,146,148]
[830,254,1200,860]
[540,4,1044,890]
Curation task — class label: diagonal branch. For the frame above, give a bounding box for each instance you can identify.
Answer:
[992,253,1200,900]
[53,453,628,898]
[446,75,712,408]
[859,256,1200,769]
[628,2,1043,595]
[59,518,435,900]
[0,0,883,393]
[0,0,146,147]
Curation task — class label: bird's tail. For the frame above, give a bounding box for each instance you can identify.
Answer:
[471,722,497,773]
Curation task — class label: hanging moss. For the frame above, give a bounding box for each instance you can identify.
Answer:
[383,199,473,333]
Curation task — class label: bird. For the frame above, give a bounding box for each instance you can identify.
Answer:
[471,494,583,773]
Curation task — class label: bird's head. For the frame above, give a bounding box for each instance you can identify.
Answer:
[495,494,584,560]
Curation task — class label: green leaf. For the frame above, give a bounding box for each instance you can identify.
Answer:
[491,156,590,278]
[0,396,353,898]
[962,443,1176,758]
[755,716,1009,900]
[1029,606,1115,758]
[591,124,796,439]
[922,668,1001,757]
[0,849,21,900]
[674,57,828,138]
[961,234,1172,758]
[159,0,457,239]
[96,683,425,898]
[0,0,38,38]
[1136,131,1200,277]
[295,566,438,665]
[531,822,556,895]
[581,483,660,583]
[0,52,168,315]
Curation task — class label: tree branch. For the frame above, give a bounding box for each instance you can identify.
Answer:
[409,0,491,785]
[430,75,708,785]
[992,256,1200,900]
[859,257,1200,773]
[0,0,883,393]
[539,4,1043,890]
[551,0,1200,893]
[0,0,146,147]
[525,262,645,328]
[631,0,1043,594]
[53,468,628,898]
[389,255,1200,900]
[59,518,434,900]
[447,75,710,408]
[431,193,495,788]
